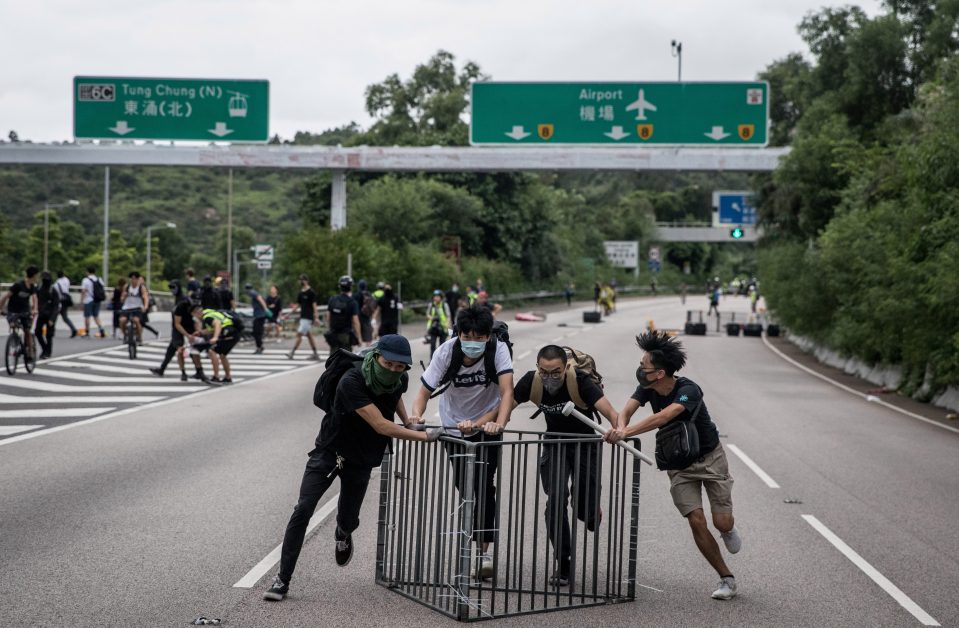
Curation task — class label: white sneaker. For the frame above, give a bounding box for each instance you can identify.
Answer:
[477,552,493,580]
[711,576,737,600]
[721,527,742,554]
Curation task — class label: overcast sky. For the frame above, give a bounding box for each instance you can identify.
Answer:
[1,0,883,143]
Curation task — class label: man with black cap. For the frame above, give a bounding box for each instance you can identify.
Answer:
[325,275,361,354]
[263,334,444,602]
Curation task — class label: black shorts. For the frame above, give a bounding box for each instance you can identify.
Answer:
[213,335,239,356]
[6,312,32,331]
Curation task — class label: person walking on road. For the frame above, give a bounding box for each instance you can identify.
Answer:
[266,285,283,343]
[246,283,271,354]
[150,280,206,381]
[606,331,742,601]
[55,270,78,337]
[510,344,620,587]
[324,275,361,355]
[424,289,450,359]
[263,335,442,602]
[109,278,126,338]
[288,274,321,361]
[80,265,107,339]
[375,283,400,337]
[34,271,60,360]
[353,279,376,348]
[410,305,514,581]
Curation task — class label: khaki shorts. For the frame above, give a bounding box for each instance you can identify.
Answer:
[667,443,734,517]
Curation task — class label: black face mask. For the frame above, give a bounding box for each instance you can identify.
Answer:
[636,366,660,388]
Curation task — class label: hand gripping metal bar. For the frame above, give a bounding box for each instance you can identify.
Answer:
[561,402,654,466]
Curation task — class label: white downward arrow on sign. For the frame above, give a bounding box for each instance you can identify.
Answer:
[704,126,731,141]
[504,125,531,140]
[209,122,234,137]
[604,125,629,140]
[109,121,135,136]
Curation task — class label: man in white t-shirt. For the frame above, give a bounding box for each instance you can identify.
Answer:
[410,305,514,580]
[80,265,106,338]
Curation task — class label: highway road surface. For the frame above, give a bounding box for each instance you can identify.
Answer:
[2,295,956,627]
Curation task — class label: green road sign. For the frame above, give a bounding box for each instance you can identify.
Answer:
[470,81,768,146]
[74,76,269,142]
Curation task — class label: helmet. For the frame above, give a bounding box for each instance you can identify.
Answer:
[433,289,443,297]
[338,275,353,290]
[376,281,385,290]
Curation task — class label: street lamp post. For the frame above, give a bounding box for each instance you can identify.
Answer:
[671,40,683,81]
[146,222,177,290]
[43,199,79,271]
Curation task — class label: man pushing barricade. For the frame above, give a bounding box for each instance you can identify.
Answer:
[410,304,514,581]
[511,345,621,587]
[605,331,743,601]
[263,335,443,602]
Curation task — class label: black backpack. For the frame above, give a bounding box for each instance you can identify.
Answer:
[223,309,245,334]
[430,321,513,399]
[91,277,106,303]
[313,348,364,412]
[328,294,354,331]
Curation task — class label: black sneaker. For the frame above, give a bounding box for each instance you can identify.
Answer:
[221,377,233,384]
[210,376,222,383]
[191,372,206,381]
[262,574,288,601]
[254,347,264,354]
[180,372,188,382]
[149,367,164,377]
[334,526,353,566]
[549,571,570,587]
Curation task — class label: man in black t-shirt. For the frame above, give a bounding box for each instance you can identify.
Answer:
[606,331,742,601]
[288,274,321,361]
[0,265,40,357]
[150,280,206,381]
[325,275,361,354]
[511,344,620,587]
[263,335,443,602]
[375,283,400,337]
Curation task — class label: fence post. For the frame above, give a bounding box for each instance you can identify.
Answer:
[375,451,393,585]
[626,441,642,600]
[455,441,477,620]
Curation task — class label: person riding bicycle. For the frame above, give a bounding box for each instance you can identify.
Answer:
[425,289,450,359]
[119,271,150,346]
[0,265,40,357]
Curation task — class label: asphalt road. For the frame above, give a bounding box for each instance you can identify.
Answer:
[2,295,956,627]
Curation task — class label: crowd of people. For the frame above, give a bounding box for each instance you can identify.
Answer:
[263,304,744,604]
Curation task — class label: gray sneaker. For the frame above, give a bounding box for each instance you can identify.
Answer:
[711,576,737,600]
[477,552,494,580]
[721,527,742,554]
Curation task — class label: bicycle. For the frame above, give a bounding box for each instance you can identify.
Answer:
[124,315,138,359]
[4,314,37,376]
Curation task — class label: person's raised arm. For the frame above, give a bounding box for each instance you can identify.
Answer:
[484,371,514,435]
[409,384,432,426]
[356,403,440,442]
[210,319,223,344]
[593,396,620,426]
[606,401,685,443]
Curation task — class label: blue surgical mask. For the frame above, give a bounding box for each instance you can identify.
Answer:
[461,340,486,358]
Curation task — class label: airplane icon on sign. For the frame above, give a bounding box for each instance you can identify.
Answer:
[625,89,657,120]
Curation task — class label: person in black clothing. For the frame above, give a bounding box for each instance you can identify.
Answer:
[375,283,400,337]
[266,285,283,342]
[200,276,218,309]
[262,335,443,602]
[446,283,461,322]
[216,277,236,310]
[246,283,271,354]
[288,274,321,360]
[0,266,40,357]
[353,279,375,347]
[34,271,60,359]
[110,278,126,338]
[606,331,741,601]
[185,268,201,303]
[150,280,206,381]
[511,345,620,586]
[325,275,361,354]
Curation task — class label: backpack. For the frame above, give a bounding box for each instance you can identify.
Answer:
[529,346,604,412]
[222,309,245,334]
[360,291,376,318]
[313,348,365,411]
[91,277,106,302]
[328,294,354,331]
[430,321,513,399]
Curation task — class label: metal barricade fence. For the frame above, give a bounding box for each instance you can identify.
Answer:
[375,430,643,621]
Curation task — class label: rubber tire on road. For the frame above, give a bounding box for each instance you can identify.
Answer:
[127,328,137,360]
[5,333,20,375]
[726,323,742,336]
[583,311,601,324]
[23,339,36,373]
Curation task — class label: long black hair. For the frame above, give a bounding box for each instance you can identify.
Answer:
[636,331,687,375]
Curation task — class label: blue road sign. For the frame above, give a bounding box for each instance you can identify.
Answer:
[713,191,756,226]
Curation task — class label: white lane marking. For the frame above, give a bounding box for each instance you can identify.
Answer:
[580,326,594,333]
[637,583,664,593]
[233,496,340,588]
[564,332,579,338]
[515,350,531,361]
[549,336,564,343]
[53,361,164,375]
[125,347,303,365]
[802,515,940,626]
[726,443,780,489]
[31,366,209,384]
[0,425,43,436]
[82,354,296,370]
[40,340,167,365]
[0,362,323,447]
[0,407,114,418]
[0,393,164,404]
[762,335,959,436]
[0,377,206,393]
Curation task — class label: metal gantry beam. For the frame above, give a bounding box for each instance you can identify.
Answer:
[0,142,788,172]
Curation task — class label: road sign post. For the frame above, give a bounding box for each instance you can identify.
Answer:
[74,77,269,142]
[471,81,768,146]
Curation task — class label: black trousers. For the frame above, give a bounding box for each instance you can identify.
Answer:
[378,320,398,337]
[279,447,374,583]
[59,303,77,334]
[253,317,266,349]
[428,327,448,358]
[325,331,352,353]
[35,312,56,357]
[445,432,501,545]
[539,440,602,574]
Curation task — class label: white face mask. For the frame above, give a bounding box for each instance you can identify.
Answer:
[461,340,486,358]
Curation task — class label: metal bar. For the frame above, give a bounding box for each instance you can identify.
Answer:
[456,440,477,620]
[562,402,653,465]
[626,441,642,601]
[375,451,392,584]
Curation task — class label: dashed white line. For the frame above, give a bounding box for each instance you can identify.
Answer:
[0,407,115,419]
[802,515,939,626]
[726,443,780,488]
[550,336,564,343]
[0,425,43,436]
[515,350,531,361]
